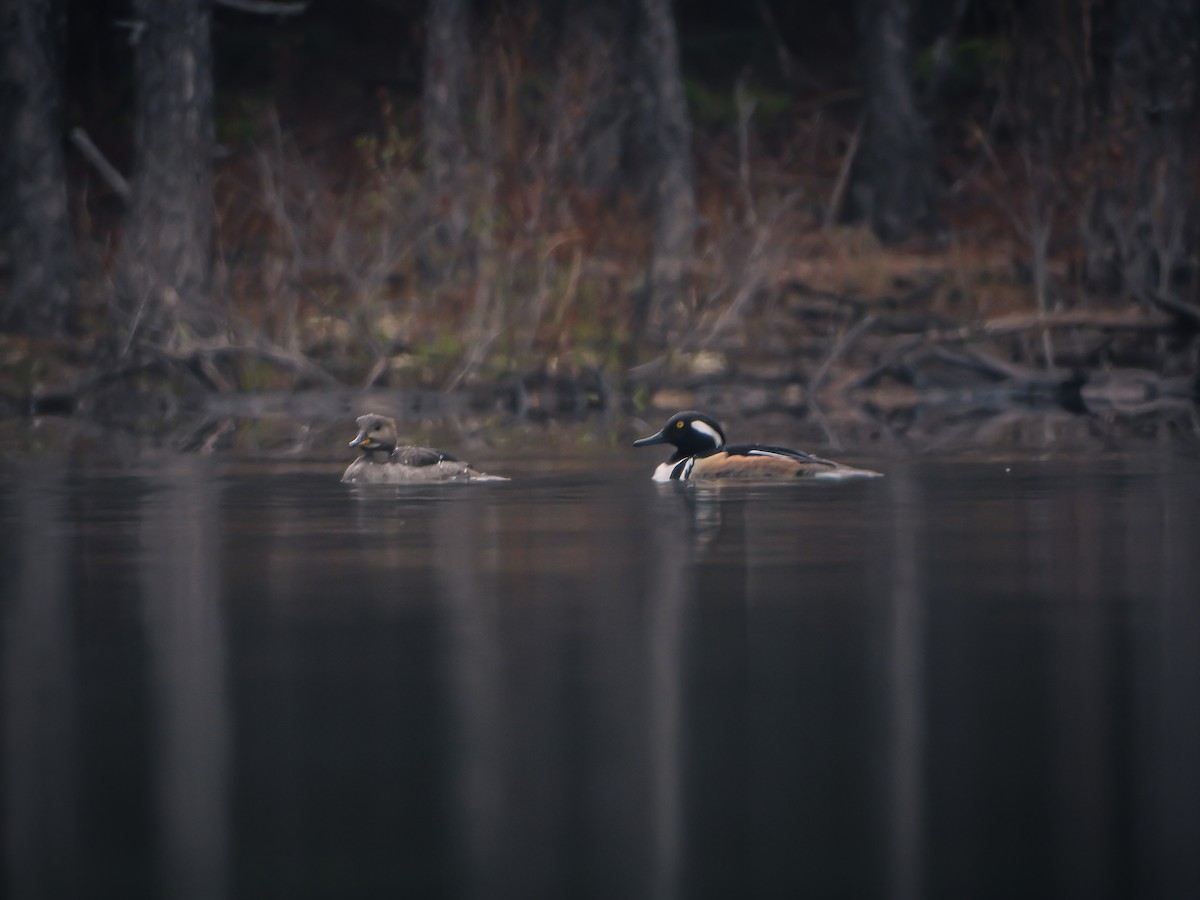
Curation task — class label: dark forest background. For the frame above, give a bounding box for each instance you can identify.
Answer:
[1,0,1198,428]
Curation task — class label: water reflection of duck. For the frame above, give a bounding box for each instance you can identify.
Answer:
[342,413,508,484]
[633,411,883,482]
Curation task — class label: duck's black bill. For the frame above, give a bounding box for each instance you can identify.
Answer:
[349,431,371,448]
[633,430,666,447]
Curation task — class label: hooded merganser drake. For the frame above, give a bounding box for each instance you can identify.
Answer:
[342,413,508,483]
[633,411,883,482]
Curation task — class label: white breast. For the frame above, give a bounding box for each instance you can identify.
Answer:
[651,459,693,481]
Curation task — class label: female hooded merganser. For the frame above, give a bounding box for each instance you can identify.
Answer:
[633,411,883,482]
[342,413,508,483]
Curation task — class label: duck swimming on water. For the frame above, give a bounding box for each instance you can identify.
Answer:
[342,413,508,484]
[633,411,883,482]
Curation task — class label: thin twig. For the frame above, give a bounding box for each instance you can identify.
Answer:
[70,128,130,201]
[824,116,863,228]
[970,125,1028,241]
[755,0,794,80]
[928,346,1062,384]
[190,341,342,387]
[1020,143,1057,369]
[735,73,757,226]
[700,193,802,347]
[810,314,877,394]
[806,394,842,451]
[853,335,924,388]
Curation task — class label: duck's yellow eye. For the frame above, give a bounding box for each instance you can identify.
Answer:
[676,421,685,429]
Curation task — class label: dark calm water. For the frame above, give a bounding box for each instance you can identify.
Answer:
[3,445,1200,899]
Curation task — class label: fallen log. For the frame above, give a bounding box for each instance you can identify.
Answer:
[920,310,1176,343]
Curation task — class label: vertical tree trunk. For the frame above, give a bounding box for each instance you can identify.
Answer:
[631,0,696,341]
[118,0,215,345]
[0,0,77,336]
[1108,0,1198,306]
[422,0,469,239]
[557,0,645,199]
[558,0,695,344]
[849,0,935,243]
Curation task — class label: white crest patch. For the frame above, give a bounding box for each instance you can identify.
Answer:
[690,420,723,448]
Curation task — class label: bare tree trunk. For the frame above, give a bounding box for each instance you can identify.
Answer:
[560,0,636,197]
[0,0,77,336]
[1104,0,1198,308]
[849,0,935,243]
[631,0,696,342]
[422,0,469,240]
[554,0,696,345]
[117,0,215,346]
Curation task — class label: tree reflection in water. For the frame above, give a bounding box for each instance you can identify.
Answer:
[140,468,230,900]
[3,466,79,900]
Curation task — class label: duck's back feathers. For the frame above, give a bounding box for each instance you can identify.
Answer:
[392,445,461,467]
[660,446,881,481]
